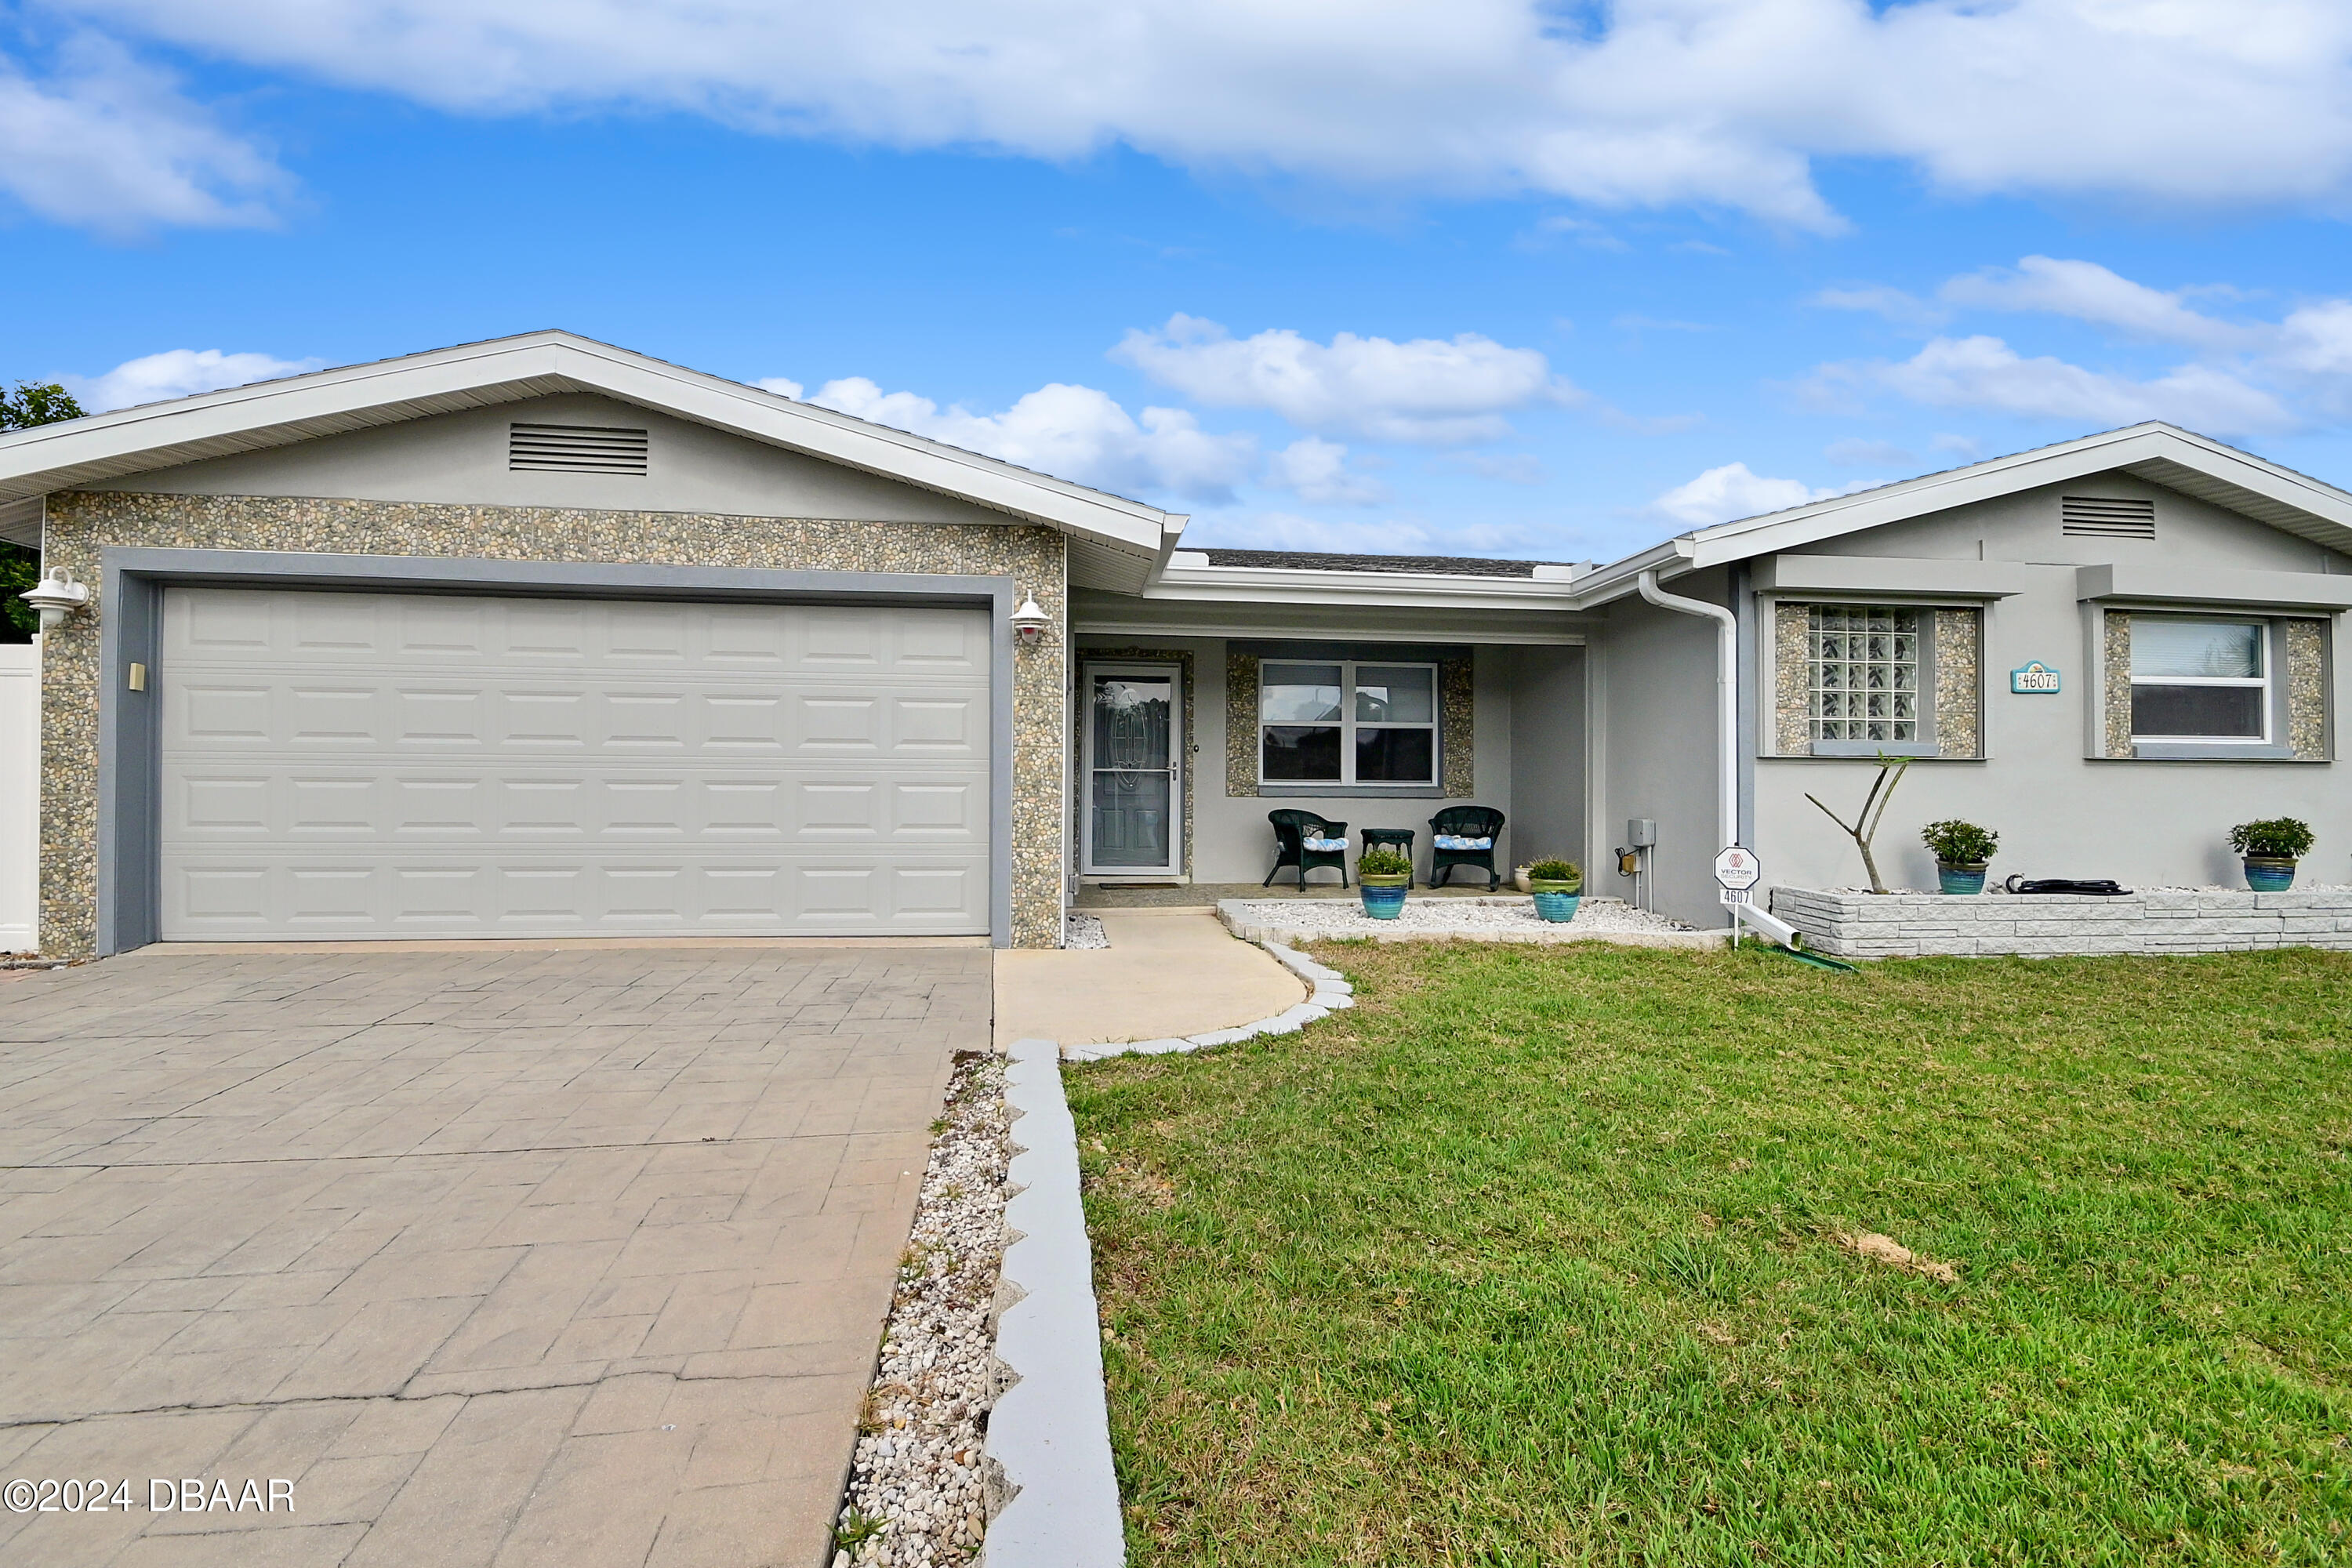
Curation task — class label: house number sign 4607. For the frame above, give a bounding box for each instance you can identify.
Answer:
[2010,661,2061,694]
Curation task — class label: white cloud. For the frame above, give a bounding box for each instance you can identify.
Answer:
[66,348,321,412]
[1650,463,1864,528]
[1809,334,2296,436]
[1263,437,1387,505]
[0,36,289,235]
[1185,510,1540,557]
[754,376,804,399]
[1939,256,2251,348]
[1111,314,1573,445]
[1809,285,1947,331]
[54,0,2352,230]
[806,376,1253,502]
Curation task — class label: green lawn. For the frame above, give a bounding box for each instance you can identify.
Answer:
[1065,943,2352,1566]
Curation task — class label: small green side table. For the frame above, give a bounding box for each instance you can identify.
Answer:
[1359,827,1417,884]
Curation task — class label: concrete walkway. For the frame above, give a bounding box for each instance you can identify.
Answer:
[993,908,1304,1047]
[0,943,985,1568]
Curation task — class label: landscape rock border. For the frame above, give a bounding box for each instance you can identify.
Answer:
[1215,895,1726,950]
[834,1051,1010,1568]
[981,1039,1126,1567]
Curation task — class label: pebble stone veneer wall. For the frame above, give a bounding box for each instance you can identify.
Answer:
[1070,645,1196,878]
[2102,611,2134,758]
[1770,600,1980,759]
[35,490,1069,956]
[1221,648,1474,797]
[1933,608,1981,759]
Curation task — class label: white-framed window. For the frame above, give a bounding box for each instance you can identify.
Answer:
[1260,661,1438,785]
[2129,616,2270,742]
[1807,604,1936,755]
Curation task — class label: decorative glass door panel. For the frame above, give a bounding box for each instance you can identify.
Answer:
[1086,667,1179,873]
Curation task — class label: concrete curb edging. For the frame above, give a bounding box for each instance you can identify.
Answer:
[982,1039,1125,1568]
[1059,938,1354,1063]
[1213,896,1727,949]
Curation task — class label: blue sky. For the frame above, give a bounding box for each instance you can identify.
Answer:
[8,2,2352,565]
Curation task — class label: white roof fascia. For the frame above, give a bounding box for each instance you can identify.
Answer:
[1139,561,1584,614]
[0,331,1178,557]
[1570,424,2352,608]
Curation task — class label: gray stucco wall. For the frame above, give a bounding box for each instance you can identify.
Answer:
[1074,637,1523,884]
[91,392,1024,530]
[1589,575,1729,926]
[38,490,1069,955]
[1754,474,2352,892]
[1504,645,1587,873]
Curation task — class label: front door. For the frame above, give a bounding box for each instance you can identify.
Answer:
[1083,664,1180,876]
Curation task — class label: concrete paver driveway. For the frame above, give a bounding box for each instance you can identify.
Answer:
[0,942,987,1567]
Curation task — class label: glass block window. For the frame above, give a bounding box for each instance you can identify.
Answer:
[1808,605,1922,743]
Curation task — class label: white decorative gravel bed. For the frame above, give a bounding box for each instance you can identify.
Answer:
[1219,895,1724,947]
[1062,912,1109,949]
[833,1052,1009,1568]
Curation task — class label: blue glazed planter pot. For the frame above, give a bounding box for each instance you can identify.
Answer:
[1530,887,1582,922]
[1936,864,1987,896]
[1359,877,1410,920]
[2244,858,2297,891]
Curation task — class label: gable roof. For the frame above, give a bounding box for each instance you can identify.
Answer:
[0,331,1187,592]
[1572,423,2352,605]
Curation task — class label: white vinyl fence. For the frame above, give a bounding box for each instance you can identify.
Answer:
[0,641,37,953]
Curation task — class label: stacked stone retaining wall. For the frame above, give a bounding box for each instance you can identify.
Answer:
[1772,886,2352,958]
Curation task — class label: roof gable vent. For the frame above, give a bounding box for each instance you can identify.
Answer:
[2060,495,2155,539]
[509,423,648,474]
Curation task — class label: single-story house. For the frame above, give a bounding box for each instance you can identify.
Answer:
[5,331,2349,956]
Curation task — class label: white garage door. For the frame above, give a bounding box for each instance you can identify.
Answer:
[158,587,993,939]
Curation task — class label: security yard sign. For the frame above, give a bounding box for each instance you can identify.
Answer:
[2010,661,2061,694]
[1714,846,1759,904]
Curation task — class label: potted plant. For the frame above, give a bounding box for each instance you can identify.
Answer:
[1919,819,1998,895]
[1526,857,1582,922]
[1356,846,1414,920]
[2229,818,2314,891]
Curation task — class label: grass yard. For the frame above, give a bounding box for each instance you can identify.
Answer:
[1065,943,2352,1566]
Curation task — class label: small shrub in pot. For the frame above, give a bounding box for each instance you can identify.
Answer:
[2229,818,2314,891]
[1525,857,1582,922]
[1356,845,1414,920]
[1919,819,1998,895]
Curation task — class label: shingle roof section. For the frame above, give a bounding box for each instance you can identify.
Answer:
[1196,548,1563,578]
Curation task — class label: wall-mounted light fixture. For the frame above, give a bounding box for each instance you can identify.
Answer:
[1008,595,1052,647]
[19,566,89,633]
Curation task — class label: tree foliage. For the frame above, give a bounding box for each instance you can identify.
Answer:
[1,380,86,432]
[2,378,89,640]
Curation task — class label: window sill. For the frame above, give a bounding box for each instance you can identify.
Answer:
[1764,752,1982,763]
[1809,740,1943,759]
[1258,783,1450,798]
[2116,744,2319,762]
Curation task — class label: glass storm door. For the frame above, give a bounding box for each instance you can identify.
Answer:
[1085,666,1179,874]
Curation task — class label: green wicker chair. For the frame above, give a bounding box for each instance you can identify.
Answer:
[1428,806,1505,889]
[1265,810,1350,887]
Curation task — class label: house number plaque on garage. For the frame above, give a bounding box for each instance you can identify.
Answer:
[2009,661,2061,694]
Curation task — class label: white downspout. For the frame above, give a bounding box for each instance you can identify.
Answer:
[1636,568,1737,855]
[1635,567,1754,933]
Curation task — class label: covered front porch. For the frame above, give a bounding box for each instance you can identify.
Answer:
[1066,550,1598,903]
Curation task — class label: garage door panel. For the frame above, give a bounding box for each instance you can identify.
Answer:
[160,588,993,939]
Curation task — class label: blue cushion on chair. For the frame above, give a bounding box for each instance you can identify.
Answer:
[1434,834,1493,851]
[1302,835,1348,852]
